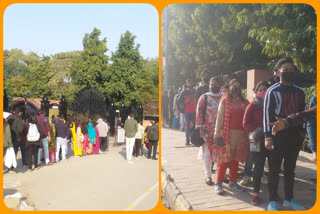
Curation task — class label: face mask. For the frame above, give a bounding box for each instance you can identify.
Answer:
[210,86,220,94]
[280,71,295,83]
[257,91,265,100]
[231,87,242,95]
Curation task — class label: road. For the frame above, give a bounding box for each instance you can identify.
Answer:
[3,139,159,211]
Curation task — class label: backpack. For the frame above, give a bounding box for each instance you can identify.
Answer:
[148,125,159,141]
[27,123,40,142]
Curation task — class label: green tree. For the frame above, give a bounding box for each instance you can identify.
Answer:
[104,31,157,106]
[47,51,82,104]
[71,28,109,92]
[25,55,52,98]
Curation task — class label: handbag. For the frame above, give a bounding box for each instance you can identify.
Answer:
[190,95,208,147]
[5,147,17,169]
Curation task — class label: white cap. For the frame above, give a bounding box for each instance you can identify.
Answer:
[3,112,11,119]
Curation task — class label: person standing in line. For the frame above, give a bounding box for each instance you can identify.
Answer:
[7,108,24,158]
[26,114,42,171]
[71,119,82,157]
[264,57,306,211]
[49,117,57,163]
[93,122,101,154]
[3,112,13,158]
[177,79,196,145]
[147,119,159,160]
[195,71,210,108]
[196,77,222,186]
[87,119,96,155]
[306,94,316,164]
[133,119,144,159]
[213,79,249,194]
[124,113,138,164]
[96,118,108,153]
[172,88,181,129]
[242,81,270,205]
[37,109,51,165]
[55,114,69,162]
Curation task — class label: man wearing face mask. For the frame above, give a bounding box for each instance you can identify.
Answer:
[177,79,196,145]
[263,57,306,211]
[195,71,210,108]
[196,77,222,185]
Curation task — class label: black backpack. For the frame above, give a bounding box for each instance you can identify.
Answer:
[148,124,159,141]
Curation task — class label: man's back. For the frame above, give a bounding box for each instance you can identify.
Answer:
[124,118,138,138]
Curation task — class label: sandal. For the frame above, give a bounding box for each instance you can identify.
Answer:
[205,177,214,186]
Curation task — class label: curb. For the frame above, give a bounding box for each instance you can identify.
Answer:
[161,169,193,211]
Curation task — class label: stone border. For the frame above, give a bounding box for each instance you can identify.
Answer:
[161,169,193,211]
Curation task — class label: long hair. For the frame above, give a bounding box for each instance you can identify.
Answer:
[253,81,270,93]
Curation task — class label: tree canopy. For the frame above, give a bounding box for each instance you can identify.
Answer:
[4,28,158,109]
[162,3,316,89]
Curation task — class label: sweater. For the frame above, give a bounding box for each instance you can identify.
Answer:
[124,118,138,138]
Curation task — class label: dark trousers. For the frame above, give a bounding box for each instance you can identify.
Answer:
[268,130,302,201]
[184,112,196,144]
[100,137,107,152]
[148,140,158,158]
[133,139,142,157]
[27,144,39,170]
[252,150,270,193]
[13,144,27,165]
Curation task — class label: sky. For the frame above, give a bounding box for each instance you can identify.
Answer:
[4,4,159,59]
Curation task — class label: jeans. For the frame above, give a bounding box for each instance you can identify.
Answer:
[173,115,180,129]
[268,129,302,201]
[244,151,254,177]
[55,137,68,162]
[126,137,135,161]
[252,150,269,193]
[38,137,49,165]
[184,112,196,144]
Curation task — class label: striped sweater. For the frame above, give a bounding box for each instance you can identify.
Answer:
[263,82,305,138]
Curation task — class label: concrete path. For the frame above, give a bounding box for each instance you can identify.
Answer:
[161,128,317,211]
[3,138,159,211]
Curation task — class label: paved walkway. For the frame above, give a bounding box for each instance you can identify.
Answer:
[161,128,317,210]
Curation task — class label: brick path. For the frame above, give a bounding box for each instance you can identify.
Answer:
[161,128,317,210]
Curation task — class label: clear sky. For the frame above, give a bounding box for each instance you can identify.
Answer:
[4,3,159,59]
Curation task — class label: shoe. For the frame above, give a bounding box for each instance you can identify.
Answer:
[240,175,251,186]
[205,178,214,186]
[283,199,306,210]
[215,182,224,195]
[251,195,260,205]
[267,201,278,211]
[134,157,139,160]
[261,175,268,184]
[22,164,28,167]
[128,160,134,164]
[276,195,284,205]
[185,143,190,146]
[152,157,158,160]
[228,182,245,192]
[147,156,151,159]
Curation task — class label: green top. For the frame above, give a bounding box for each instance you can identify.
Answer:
[124,118,138,138]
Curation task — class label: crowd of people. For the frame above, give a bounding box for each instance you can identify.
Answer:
[162,57,316,211]
[3,110,159,172]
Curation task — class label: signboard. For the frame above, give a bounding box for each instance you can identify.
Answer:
[117,128,125,143]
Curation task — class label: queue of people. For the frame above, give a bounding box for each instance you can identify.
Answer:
[164,57,316,211]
